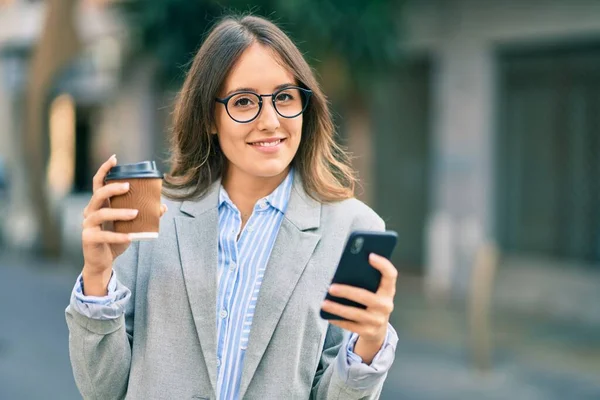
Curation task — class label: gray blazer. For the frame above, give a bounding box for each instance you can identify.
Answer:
[66,174,396,400]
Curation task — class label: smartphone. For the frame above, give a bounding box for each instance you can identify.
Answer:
[320,230,398,320]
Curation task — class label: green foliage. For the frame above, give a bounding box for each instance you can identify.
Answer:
[116,0,403,89]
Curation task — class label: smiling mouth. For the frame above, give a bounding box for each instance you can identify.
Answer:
[248,138,285,147]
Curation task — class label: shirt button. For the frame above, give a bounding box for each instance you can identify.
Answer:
[220,309,228,319]
[259,200,267,209]
[216,358,221,368]
[247,226,254,232]
[229,262,237,272]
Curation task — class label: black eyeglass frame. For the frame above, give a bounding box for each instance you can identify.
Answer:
[215,85,313,123]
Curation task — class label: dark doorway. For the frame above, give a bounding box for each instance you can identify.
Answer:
[497,44,600,264]
[73,105,94,193]
[373,59,432,273]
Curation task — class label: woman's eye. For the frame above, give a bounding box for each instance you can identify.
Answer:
[233,97,255,107]
[275,92,293,102]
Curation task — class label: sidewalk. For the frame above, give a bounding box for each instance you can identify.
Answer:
[0,251,81,400]
[380,277,600,400]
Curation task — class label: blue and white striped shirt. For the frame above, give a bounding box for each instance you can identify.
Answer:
[215,171,293,400]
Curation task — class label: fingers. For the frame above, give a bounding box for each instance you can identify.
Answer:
[160,204,168,217]
[84,182,130,218]
[369,253,398,297]
[324,255,396,345]
[93,154,117,193]
[328,284,378,307]
[328,284,393,314]
[327,318,363,335]
[320,300,380,325]
[83,208,138,229]
[84,200,167,228]
[82,229,131,245]
[322,298,391,344]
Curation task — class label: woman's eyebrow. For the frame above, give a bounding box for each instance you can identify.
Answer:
[224,87,257,97]
[224,83,296,97]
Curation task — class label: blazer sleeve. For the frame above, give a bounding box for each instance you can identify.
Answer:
[310,324,384,399]
[65,241,140,400]
[310,206,395,399]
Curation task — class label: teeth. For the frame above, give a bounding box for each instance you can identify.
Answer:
[254,139,281,147]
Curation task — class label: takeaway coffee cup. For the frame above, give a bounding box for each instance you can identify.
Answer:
[104,161,163,240]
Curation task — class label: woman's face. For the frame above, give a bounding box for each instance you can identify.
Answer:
[214,43,303,181]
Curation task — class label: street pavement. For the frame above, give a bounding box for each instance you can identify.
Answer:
[1,251,599,400]
[0,252,80,400]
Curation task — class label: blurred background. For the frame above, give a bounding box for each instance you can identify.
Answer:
[1,0,599,399]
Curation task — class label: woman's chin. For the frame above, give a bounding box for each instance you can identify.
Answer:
[247,162,292,179]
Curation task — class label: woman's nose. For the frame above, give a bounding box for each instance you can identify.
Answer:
[256,99,281,131]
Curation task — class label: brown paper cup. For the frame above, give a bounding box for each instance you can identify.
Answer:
[109,178,162,240]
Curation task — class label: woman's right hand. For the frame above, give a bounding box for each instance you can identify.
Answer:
[80,155,167,296]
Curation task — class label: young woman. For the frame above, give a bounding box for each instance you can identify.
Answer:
[66,15,398,400]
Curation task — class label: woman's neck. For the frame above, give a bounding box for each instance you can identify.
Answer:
[222,166,290,222]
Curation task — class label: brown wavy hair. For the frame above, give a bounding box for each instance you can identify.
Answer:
[163,14,356,202]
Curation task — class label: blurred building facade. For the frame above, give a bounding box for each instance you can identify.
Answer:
[0,0,599,323]
[377,0,600,323]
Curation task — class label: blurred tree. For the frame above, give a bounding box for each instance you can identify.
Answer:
[25,0,81,258]
[117,0,403,96]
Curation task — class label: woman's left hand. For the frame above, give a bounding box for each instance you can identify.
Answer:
[320,253,397,364]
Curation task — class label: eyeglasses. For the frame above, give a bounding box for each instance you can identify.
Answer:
[215,86,312,123]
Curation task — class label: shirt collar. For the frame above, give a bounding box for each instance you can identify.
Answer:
[218,168,294,214]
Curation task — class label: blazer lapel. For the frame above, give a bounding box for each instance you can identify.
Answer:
[238,174,322,399]
[174,181,221,395]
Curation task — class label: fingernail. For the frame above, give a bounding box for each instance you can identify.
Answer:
[130,209,139,216]
[328,284,338,293]
[111,154,117,161]
[122,182,130,189]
